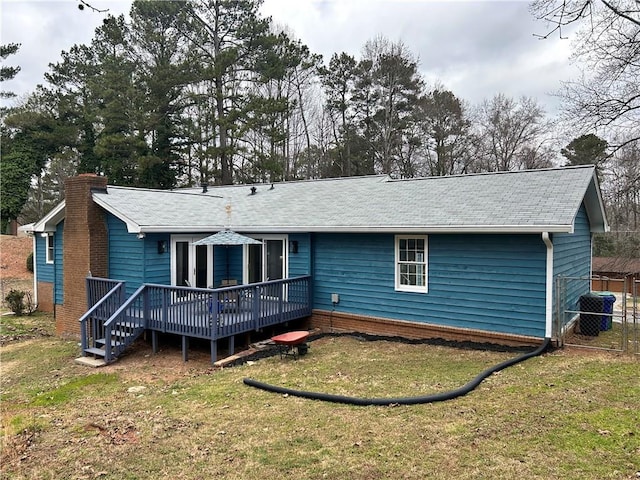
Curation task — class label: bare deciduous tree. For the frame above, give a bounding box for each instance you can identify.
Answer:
[531,0,640,153]
[474,94,551,171]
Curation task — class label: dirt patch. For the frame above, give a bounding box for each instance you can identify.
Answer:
[0,235,33,280]
[0,235,34,305]
[1,426,39,466]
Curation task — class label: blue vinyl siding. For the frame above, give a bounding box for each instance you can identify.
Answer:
[106,215,145,295]
[312,233,547,337]
[553,204,592,315]
[36,234,54,282]
[35,222,64,304]
[227,245,243,282]
[289,233,311,277]
[143,233,171,286]
[214,246,228,285]
[214,245,242,285]
[553,204,591,279]
[54,221,64,304]
[106,217,173,293]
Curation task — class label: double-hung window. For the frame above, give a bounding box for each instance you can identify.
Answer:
[45,234,54,264]
[395,235,428,293]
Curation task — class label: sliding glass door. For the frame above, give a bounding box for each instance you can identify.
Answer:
[171,236,213,288]
[245,236,287,284]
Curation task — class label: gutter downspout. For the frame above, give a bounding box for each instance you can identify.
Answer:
[32,234,38,306]
[542,232,553,339]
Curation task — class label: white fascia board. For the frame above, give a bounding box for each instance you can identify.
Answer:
[18,223,35,234]
[236,225,574,234]
[136,225,226,234]
[587,174,609,233]
[136,224,574,234]
[91,195,142,233]
[33,201,66,232]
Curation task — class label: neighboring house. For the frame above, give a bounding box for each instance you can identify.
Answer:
[592,257,640,293]
[4,219,23,236]
[27,166,607,350]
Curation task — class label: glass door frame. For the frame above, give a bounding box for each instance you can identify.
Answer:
[170,235,214,288]
[242,234,288,284]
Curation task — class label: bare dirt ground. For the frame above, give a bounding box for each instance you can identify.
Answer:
[0,235,34,302]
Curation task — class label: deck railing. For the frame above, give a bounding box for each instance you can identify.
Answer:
[101,285,148,362]
[144,275,312,341]
[80,280,126,355]
[84,275,312,363]
[86,277,125,309]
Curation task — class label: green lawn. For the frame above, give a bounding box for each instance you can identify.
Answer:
[1,313,639,480]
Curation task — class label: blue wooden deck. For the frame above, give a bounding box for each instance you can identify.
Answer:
[80,276,312,363]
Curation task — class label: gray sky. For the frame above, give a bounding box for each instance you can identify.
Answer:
[1,0,579,114]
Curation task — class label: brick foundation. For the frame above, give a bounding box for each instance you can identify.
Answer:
[56,174,109,339]
[306,310,542,347]
[36,281,54,313]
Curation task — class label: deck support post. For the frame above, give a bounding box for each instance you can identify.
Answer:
[229,335,235,356]
[182,336,189,362]
[210,340,217,364]
[152,331,158,354]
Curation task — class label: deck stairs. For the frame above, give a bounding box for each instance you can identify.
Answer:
[77,280,145,367]
[77,276,313,366]
[77,319,145,367]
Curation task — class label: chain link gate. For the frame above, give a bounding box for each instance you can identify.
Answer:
[634,280,639,355]
[555,275,635,353]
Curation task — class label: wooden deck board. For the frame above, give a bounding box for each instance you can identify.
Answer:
[145,299,310,340]
[83,275,312,364]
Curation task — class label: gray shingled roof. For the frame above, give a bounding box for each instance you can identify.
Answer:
[89,166,606,234]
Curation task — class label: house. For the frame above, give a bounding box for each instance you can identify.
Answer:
[592,257,640,293]
[27,166,608,361]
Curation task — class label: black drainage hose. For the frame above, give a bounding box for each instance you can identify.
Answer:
[243,337,551,406]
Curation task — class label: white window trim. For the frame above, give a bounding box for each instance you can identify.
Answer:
[395,235,428,293]
[45,234,54,264]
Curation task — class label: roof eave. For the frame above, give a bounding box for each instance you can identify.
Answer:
[583,170,610,233]
[135,225,574,234]
[33,201,66,232]
[92,194,142,233]
[18,223,35,234]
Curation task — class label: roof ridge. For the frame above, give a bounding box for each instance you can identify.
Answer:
[387,165,595,183]
[104,185,225,199]
[110,174,390,194]
[196,174,389,190]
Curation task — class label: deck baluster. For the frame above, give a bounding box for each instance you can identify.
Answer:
[81,276,311,364]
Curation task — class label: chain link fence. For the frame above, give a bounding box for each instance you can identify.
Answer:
[633,280,639,355]
[555,275,637,353]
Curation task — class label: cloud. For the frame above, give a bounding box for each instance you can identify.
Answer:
[2,0,579,114]
[261,0,578,111]
[1,0,131,103]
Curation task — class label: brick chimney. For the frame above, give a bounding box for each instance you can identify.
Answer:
[56,174,109,338]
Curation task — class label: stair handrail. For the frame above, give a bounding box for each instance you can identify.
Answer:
[102,284,147,363]
[79,281,125,355]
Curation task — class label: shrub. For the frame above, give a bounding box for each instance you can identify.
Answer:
[4,290,36,316]
[26,252,34,273]
[23,291,36,315]
[5,289,25,315]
